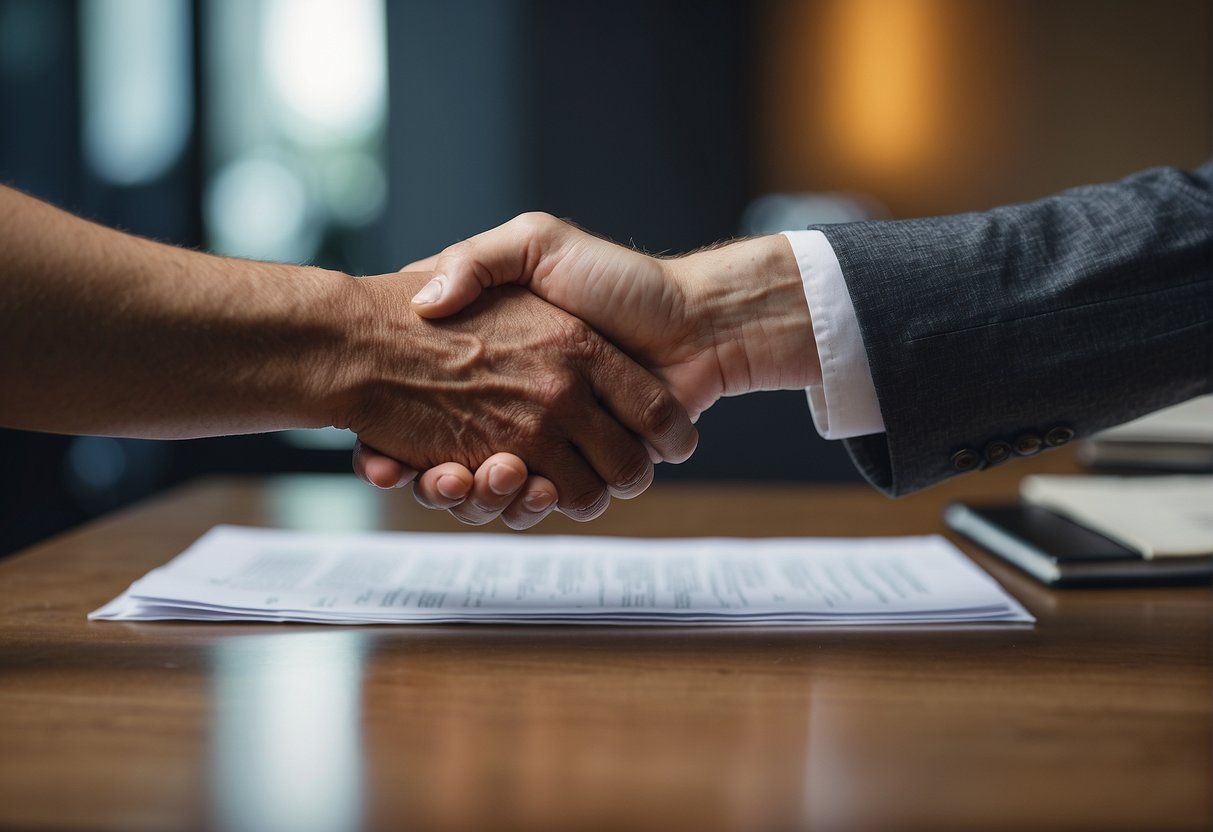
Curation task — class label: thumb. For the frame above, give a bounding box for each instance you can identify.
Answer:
[409,270,488,320]
[352,440,418,489]
[410,212,568,319]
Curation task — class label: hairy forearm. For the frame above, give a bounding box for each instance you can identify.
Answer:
[673,235,821,396]
[0,185,361,438]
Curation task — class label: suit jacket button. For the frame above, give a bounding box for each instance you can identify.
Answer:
[984,441,1012,465]
[951,448,980,471]
[1013,433,1043,456]
[1045,426,1075,447]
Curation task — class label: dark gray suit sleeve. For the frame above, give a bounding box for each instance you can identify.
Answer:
[810,160,1213,496]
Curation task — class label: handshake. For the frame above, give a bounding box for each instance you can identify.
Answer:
[344,213,821,529]
[6,161,1204,512]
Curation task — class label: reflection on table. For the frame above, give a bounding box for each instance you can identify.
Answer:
[0,459,1208,832]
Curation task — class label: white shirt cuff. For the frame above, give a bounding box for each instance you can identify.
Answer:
[781,229,885,439]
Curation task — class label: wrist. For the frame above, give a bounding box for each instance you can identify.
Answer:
[265,264,378,431]
[673,235,820,396]
[320,270,435,435]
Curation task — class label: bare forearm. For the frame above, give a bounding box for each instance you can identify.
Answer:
[0,185,358,438]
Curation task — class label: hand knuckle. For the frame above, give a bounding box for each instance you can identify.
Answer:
[533,372,579,413]
[640,387,677,436]
[516,410,554,443]
[558,318,600,362]
[513,211,557,236]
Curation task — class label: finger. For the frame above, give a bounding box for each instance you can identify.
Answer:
[582,348,699,465]
[560,398,655,501]
[449,453,529,526]
[399,254,439,272]
[352,440,418,489]
[413,462,474,510]
[410,212,569,319]
[529,443,611,522]
[501,475,559,530]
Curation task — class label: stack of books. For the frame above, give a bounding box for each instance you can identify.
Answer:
[946,474,1213,587]
[1079,396,1213,471]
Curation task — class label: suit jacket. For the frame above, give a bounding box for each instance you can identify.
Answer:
[811,160,1213,496]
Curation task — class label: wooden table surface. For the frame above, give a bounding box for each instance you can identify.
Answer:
[0,454,1209,832]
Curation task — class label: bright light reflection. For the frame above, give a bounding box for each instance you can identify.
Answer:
[267,476,382,532]
[205,155,316,263]
[262,0,387,144]
[212,632,367,832]
[80,0,192,185]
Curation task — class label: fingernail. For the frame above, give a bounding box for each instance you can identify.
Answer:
[487,463,524,496]
[436,474,466,500]
[411,274,446,305]
[523,491,554,512]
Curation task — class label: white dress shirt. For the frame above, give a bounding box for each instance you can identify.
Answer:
[781,230,885,439]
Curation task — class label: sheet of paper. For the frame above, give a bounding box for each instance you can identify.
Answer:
[91,525,1033,626]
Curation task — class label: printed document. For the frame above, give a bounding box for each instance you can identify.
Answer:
[91,525,1033,626]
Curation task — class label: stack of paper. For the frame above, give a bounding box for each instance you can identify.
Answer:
[91,525,1033,626]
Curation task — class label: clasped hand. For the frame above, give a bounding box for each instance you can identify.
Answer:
[352,213,815,529]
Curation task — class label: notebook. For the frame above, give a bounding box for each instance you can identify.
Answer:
[945,475,1213,587]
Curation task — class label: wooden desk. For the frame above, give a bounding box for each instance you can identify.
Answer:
[0,457,1209,832]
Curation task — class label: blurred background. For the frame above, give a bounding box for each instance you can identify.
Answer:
[0,0,1209,556]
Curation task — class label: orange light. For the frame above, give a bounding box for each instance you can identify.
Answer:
[823,0,945,176]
